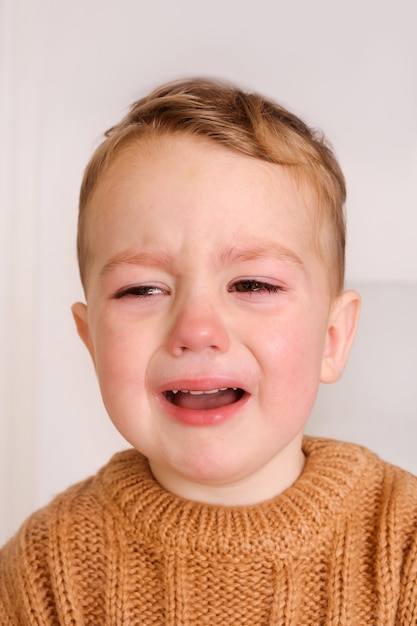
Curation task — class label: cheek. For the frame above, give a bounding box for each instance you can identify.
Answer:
[260,318,326,402]
[92,319,149,400]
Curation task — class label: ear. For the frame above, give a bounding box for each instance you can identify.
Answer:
[320,290,361,383]
[71,302,96,365]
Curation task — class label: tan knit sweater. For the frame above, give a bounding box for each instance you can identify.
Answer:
[1,437,417,625]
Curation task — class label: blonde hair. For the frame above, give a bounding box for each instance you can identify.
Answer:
[78,78,346,295]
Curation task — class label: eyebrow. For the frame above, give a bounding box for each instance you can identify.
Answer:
[219,240,306,270]
[99,240,306,278]
[100,250,179,278]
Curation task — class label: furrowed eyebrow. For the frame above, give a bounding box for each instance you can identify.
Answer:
[99,241,306,280]
[100,250,177,278]
[219,241,306,270]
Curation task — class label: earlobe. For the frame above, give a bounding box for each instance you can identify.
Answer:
[320,290,361,384]
[71,302,96,364]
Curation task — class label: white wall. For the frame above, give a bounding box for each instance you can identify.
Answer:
[1,0,416,544]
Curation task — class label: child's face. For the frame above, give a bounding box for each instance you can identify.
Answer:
[73,135,353,505]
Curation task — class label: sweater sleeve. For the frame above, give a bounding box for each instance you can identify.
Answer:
[0,535,24,625]
[395,530,417,625]
[392,465,417,626]
[0,474,99,626]
[0,509,57,625]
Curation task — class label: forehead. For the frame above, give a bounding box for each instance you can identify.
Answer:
[89,133,317,223]
[84,135,322,277]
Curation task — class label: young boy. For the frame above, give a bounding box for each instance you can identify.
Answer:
[1,78,416,624]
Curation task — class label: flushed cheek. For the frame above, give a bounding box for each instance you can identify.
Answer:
[92,324,151,403]
[258,325,324,406]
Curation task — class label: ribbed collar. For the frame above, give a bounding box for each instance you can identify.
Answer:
[97,437,379,557]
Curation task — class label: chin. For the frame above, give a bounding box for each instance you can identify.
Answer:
[177,443,250,486]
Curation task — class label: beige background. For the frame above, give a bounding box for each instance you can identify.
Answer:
[1,0,416,544]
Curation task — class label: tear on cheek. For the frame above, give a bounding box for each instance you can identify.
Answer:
[164,388,245,410]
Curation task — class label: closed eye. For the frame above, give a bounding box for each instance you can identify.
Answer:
[115,285,168,299]
[228,279,284,295]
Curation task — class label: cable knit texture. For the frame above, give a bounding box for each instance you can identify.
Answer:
[1,437,417,624]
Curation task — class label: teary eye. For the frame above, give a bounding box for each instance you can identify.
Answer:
[230,280,282,294]
[115,285,166,299]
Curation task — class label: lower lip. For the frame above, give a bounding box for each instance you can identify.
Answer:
[158,392,250,426]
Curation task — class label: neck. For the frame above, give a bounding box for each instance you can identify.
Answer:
[148,437,306,506]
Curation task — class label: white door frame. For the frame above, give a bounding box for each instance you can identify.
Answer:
[0,0,39,542]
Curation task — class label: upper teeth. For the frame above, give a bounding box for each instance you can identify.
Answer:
[171,387,237,395]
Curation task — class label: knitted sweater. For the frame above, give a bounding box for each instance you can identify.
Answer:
[1,438,417,625]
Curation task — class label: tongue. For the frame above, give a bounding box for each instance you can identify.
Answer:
[172,389,241,410]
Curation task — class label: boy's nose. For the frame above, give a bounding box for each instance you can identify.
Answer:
[168,298,230,356]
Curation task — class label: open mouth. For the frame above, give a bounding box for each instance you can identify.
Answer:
[163,387,245,411]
